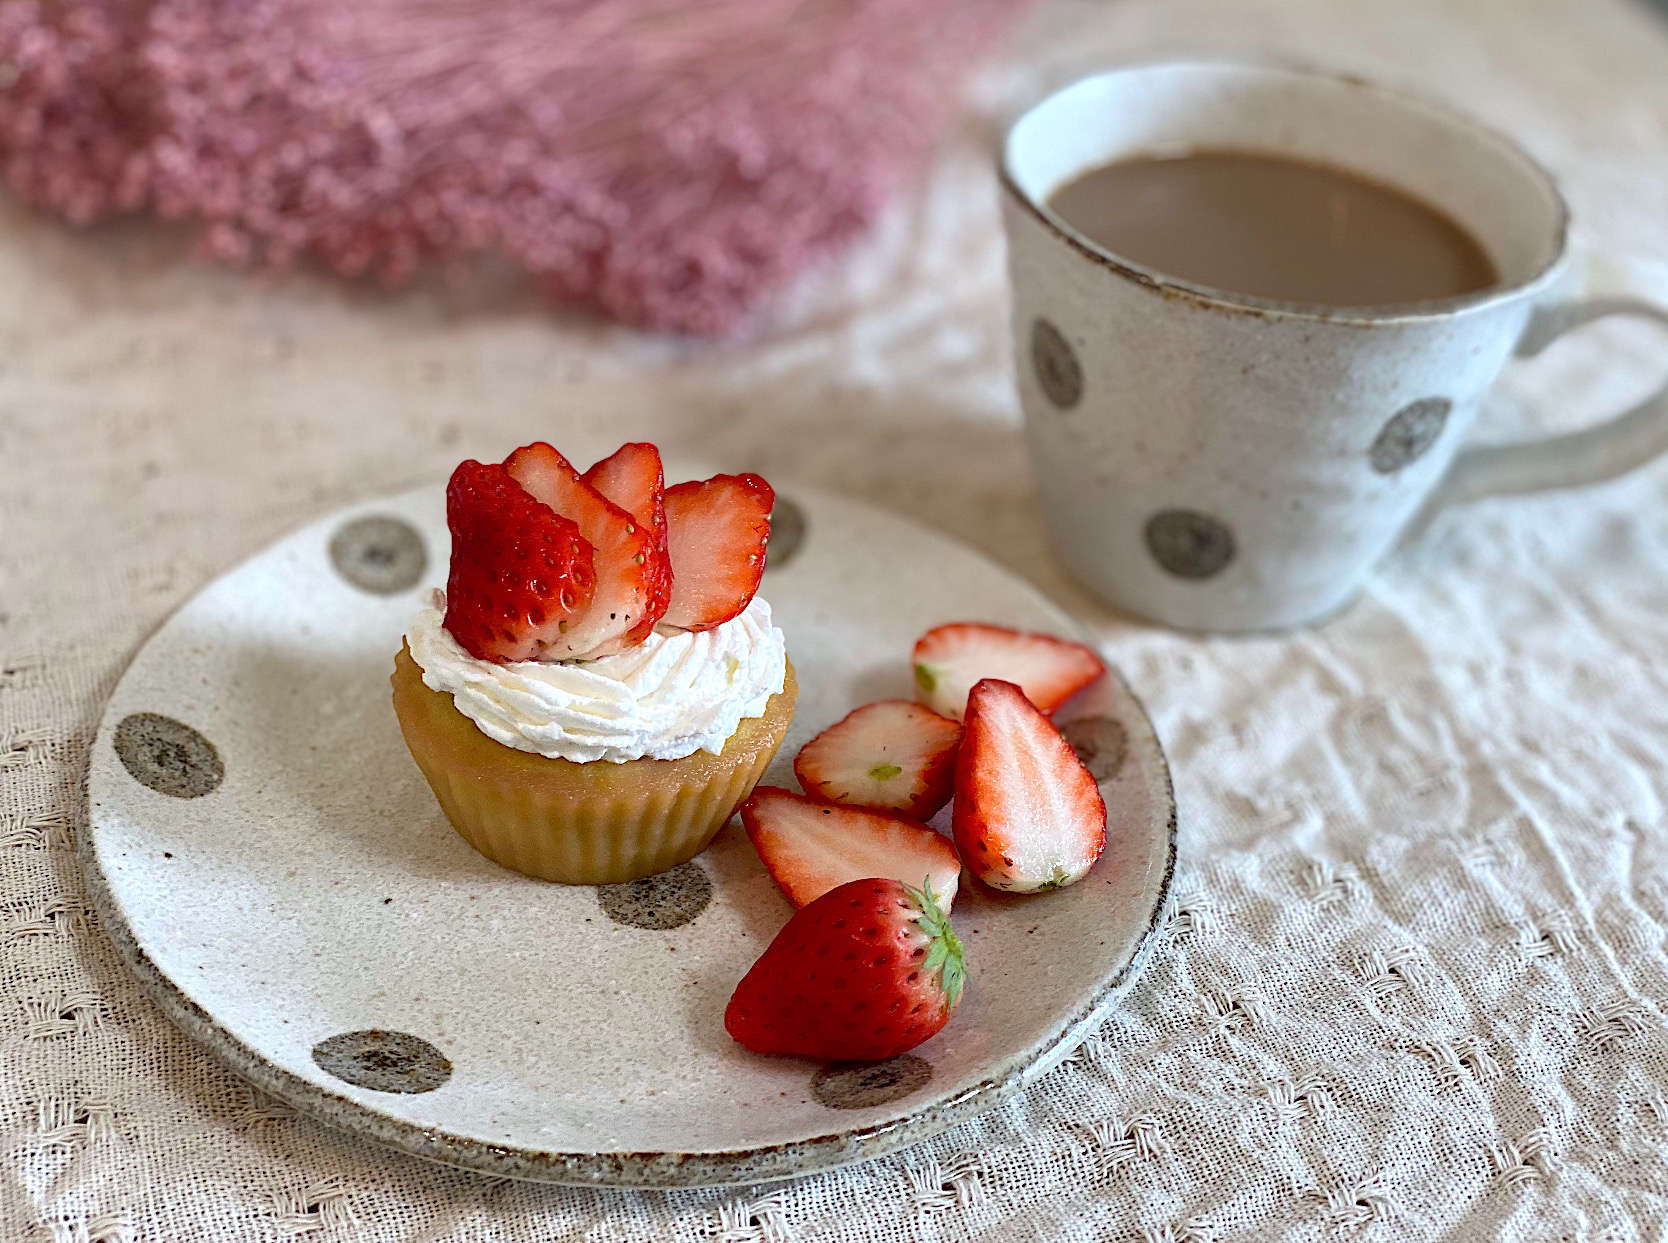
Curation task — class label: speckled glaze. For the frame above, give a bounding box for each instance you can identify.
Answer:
[1003,63,1668,631]
[83,478,1175,1188]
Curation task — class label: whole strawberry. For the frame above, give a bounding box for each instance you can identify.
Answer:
[725,878,965,1062]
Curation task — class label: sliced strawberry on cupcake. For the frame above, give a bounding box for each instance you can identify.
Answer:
[505,441,671,658]
[953,677,1106,893]
[793,700,963,819]
[582,442,671,640]
[913,622,1105,721]
[442,460,597,664]
[583,442,668,539]
[662,473,774,630]
[741,786,961,911]
[725,876,965,1061]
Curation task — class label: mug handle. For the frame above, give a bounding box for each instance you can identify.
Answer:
[1420,297,1668,516]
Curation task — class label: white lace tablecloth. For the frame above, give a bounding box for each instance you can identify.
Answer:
[6,1,1668,1238]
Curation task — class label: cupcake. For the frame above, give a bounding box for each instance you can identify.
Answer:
[391,441,796,884]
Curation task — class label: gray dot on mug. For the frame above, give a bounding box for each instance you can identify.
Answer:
[1369,398,1451,474]
[330,516,427,595]
[1031,317,1083,410]
[1145,509,1237,580]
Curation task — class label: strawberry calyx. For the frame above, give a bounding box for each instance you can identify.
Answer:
[906,878,965,1010]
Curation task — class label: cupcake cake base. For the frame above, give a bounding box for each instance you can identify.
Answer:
[392,644,797,885]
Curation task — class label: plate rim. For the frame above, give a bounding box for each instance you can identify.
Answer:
[81,480,1177,1188]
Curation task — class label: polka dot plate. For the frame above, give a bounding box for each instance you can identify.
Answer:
[85,478,1176,1187]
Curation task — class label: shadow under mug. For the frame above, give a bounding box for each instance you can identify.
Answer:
[1001,62,1668,632]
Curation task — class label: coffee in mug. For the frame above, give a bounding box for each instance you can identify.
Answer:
[1046,152,1498,307]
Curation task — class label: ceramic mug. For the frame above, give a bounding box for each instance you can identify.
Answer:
[1001,62,1668,631]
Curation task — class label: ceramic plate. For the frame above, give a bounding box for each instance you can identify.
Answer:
[84,478,1175,1188]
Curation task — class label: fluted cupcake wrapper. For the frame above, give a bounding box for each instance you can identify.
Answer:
[416,734,781,884]
[392,645,796,886]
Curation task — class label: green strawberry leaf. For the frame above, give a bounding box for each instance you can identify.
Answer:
[904,877,966,1011]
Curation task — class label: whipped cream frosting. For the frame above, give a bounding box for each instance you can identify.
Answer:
[406,594,787,764]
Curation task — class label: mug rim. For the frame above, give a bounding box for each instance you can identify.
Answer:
[999,59,1571,326]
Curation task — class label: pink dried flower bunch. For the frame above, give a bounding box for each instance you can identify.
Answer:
[0,0,1025,332]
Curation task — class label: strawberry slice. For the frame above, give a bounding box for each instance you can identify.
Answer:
[582,442,671,646]
[793,701,963,819]
[441,460,597,664]
[661,473,774,631]
[725,876,965,1061]
[741,786,961,911]
[582,442,666,535]
[952,678,1106,893]
[504,442,670,658]
[914,622,1105,721]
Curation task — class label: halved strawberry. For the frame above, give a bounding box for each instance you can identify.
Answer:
[793,701,963,819]
[952,678,1106,893]
[661,473,774,631]
[504,442,670,658]
[441,460,597,664]
[725,876,965,1061]
[914,622,1105,721]
[742,786,961,911]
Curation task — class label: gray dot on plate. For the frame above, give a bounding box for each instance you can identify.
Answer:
[598,861,713,930]
[1369,398,1451,474]
[764,497,807,573]
[812,1055,933,1110]
[312,1029,452,1094]
[114,713,223,799]
[329,515,427,595]
[1061,716,1128,783]
[1031,317,1083,410]
[1145,509,1237,580]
